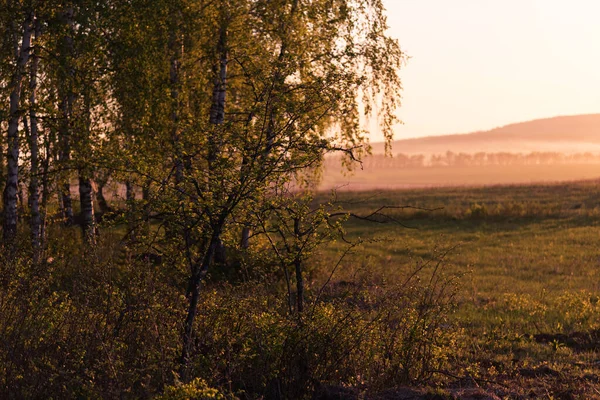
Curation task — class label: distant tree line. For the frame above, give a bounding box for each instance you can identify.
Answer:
[324,151,600,169]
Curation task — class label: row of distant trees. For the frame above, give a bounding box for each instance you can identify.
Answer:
[324,151,600,169]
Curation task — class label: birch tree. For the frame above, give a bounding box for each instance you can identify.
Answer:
[105,0,404,381]
[56,5,75,226]
[46,1,108,243]
[27,16,41,255]
[2,5,33,244]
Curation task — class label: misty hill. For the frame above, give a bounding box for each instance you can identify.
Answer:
[371,114,600,155]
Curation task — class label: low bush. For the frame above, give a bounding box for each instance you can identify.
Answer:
[0,235,460,399]
[188,259,460,398]
[0,237,182,399]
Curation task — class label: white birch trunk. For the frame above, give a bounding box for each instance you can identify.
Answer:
[3,11,32,243]
[39,129,52,251]
[208,26,227,126]
[78,88,96,243]
[59,7,75,225]
[78,175,95,243]
[28,18,41,255]
[240,227,250,249]
[181,18,228,383]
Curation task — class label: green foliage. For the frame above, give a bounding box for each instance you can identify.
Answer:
[155,378,226,400]
[2,1,407,393]
[467,203,488,219]
[0,236,183,398]
[189,259,459,397]
[0,235,460,399]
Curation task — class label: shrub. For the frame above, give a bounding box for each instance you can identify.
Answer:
[0,237,183,399]
[468,203,488,219]
[0,234,460,399]
[155,378,226,400]
[187,257,460,398]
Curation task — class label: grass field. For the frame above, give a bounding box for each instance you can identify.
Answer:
[12,179,600,398]
[313,180,600,398]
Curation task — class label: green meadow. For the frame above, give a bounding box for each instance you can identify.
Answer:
[5,180,600,398]
[313,181,600,397]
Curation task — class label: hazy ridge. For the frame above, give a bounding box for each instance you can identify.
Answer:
[370,114,600,155]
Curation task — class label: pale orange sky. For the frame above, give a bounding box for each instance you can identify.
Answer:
[377,0,600,141]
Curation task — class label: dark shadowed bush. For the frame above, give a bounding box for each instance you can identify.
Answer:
[0,231,459,399]
[187,259,459,399]
[0,235,183,399]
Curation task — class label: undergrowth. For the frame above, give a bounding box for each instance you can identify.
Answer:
[0,232,460,399]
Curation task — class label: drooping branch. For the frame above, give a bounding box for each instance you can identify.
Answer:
[329,205,444,228]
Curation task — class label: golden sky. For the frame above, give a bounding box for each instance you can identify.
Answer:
[379,0,600,141]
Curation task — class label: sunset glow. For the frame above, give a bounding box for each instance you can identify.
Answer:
[381,0,600,141]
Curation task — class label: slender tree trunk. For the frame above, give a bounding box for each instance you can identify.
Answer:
[93,170,111,215]
[96,180,109,214]
[125,181,135,207]
[294,257,304,313]
[125,180,136,239]
[181,231,221,382]
[0,121,4,199]
[165,9,185,253]
[59,7,75,226]
[207,19,228,167]
[240,227,250,249]
[78,89,96,244]
[208,25,227,127]
[3,11,33,244]
[167,13,196,381]
[142,182,150,202]
[180,20,229,382]
[294,217,303,313]
[17,180,25,215]
[61,181,74,225]
[208,21,229,262]
[141,179,151,237]
[39,131,51,252]
[28,18,41,257]
[78,174,95,243]
[0,130,4,198]
[168,10,183,186]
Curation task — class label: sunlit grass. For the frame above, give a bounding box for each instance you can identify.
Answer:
[312,180,600,394]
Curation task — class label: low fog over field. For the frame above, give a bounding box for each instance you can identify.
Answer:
[321,114,600,190]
